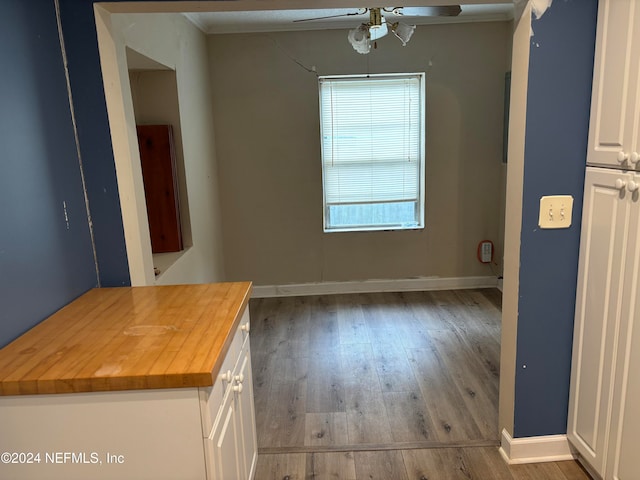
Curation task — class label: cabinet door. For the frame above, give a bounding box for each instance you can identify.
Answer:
[606,174,640,480]
[235,339,258,480]
[568,168,631,474]
[205,390,242,480]
[587,0,640,168]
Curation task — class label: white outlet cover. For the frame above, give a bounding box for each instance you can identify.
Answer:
[539,195,573,229]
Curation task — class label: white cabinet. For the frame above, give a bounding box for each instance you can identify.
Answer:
[235,342,258,479]
[572,1,640,477]
[568,167,640,479]
[605,174,640,480]
[203,309,257,480]
[587,0,640,169]
[568,167,629,473]
[607,319,640,480]
[206,386,242,480]
[0,309,257,480]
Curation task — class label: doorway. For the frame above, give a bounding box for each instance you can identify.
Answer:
[93,0,528,465]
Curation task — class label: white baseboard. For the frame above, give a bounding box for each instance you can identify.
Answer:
[499,429,576,464]
[252,276,498,298]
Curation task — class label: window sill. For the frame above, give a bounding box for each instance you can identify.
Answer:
[324,225,424,233]
[152,247,191,279]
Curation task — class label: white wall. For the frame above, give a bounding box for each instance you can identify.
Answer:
[207,22,511,286]
[96,12,226,285]
[499,4,531,435]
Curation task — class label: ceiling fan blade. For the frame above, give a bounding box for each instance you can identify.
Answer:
[388,6,462,17]
[429,5,462,16]
[293,9,367,23]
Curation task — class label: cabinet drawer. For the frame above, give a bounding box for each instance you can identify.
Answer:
[199,318,245,436]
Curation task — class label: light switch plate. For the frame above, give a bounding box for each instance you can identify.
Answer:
[539,195,573,229]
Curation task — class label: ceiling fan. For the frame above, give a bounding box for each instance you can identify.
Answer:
[293,6,462,23]
[293,6,462,54]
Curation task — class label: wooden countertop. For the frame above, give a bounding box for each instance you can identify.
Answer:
[0,282,252,396]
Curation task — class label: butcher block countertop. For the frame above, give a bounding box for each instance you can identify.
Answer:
[0,282,252,396]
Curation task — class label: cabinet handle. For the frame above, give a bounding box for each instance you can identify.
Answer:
[240,322,250,333]
[631,152,640,165]
[220,370,233,382]
[234,373,245,383]
[615,179,627,190]
[233,383,243,394]
[618,151,629,163]
[628,181,639,192]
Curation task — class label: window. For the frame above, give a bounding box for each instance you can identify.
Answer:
[319,73,425,232]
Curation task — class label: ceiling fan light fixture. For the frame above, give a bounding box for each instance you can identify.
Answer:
[392,22,416,46]
[369,8,383,28]
[347,24,371,54]
[370,18,388,40]
[344,7,418,54]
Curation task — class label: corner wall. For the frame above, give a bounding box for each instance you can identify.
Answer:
[58,0,130,287]
[97,12,226,285]
[513,0,597,437]
[499,3,531,437]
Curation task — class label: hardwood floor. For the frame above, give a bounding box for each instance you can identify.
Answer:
[253,448,591,480]
[249,289,590,480]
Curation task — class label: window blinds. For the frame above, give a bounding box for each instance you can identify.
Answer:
[319,74,423,206]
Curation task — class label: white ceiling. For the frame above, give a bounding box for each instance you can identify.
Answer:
[184,4,514,34]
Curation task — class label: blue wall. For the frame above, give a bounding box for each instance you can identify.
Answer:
[0,0,98,347]
[514,0,598,437]
[59,0,130,287]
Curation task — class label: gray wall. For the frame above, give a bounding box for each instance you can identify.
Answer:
[208,22,512,286]
[0,1,97,347]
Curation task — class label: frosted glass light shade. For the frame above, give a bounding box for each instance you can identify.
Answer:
[348,25,371,54]
[392,23,416,46]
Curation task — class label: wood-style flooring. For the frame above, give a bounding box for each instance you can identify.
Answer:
[249,289,590,480]
[253,447,590,480]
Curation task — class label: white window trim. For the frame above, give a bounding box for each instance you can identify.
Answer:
[318,72,426,233]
